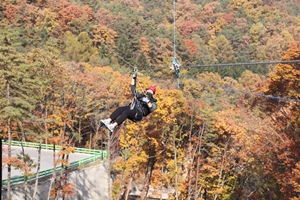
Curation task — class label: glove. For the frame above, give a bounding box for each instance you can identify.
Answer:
[146,92,154,101]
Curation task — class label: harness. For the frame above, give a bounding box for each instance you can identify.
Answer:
[130,98,145,121]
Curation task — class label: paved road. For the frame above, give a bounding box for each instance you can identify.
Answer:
[2,146,93,180]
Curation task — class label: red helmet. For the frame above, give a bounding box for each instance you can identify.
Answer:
[147,86,156,94]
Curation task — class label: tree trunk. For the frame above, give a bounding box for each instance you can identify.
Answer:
[78,118,81,144]
[141,145,156,200]
[213,140,229,200]
[45,104,48,144]
[187,114,197,200]
[62,154,69,200]
[195,124,205,199]
[33,142,42,199]
[89,132,92,149]
[93,118,99,149]
[107,130,111,200]
[47,144,56,200]
[60,125,65,200]
[20,139,29,200]
[125,177,133,200]
[35,104,48,198]
[117,129,129,200]
[7,117,12,200]
[173,129,179,200]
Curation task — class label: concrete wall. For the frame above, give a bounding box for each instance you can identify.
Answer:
[1,163,109,200]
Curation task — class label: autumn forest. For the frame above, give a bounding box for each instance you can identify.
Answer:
[1,0,300,199]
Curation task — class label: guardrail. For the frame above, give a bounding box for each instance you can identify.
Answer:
[2,140,107,186]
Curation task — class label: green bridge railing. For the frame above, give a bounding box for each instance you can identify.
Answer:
[2,140,107,186]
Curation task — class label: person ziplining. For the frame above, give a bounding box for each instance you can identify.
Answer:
[100,69,158,132]
[170,57,181,76]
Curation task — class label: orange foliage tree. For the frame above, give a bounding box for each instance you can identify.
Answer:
[92,24,117,48]
[57,0,93,32]
[3,4,19,23]
[94,8,118,26]
[258,41,300,198]
[140,37,150,60]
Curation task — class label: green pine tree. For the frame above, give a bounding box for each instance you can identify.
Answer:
[137,52,149,70]
[116,34,134,66]
[64,31,98,63]
[0,36,42,199]
[78,32,98,62]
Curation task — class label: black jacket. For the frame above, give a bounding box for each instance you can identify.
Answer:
[130,84,157,116]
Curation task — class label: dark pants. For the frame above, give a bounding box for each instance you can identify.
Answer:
[110,106,143,125]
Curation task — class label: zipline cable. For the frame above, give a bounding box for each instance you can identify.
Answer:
[150,59,300,70]
[181,60,300,68]
[89,33,300,103]
[100,40,300,103]
[174,60,300,101]
[182,75,300,103]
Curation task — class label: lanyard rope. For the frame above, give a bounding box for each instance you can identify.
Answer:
[173,0,176,59]
[173,0,181,88]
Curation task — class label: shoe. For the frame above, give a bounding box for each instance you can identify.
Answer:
[100,119,111,127]
[106,123,116,133]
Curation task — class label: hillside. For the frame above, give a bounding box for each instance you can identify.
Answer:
[1,0,300,199]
